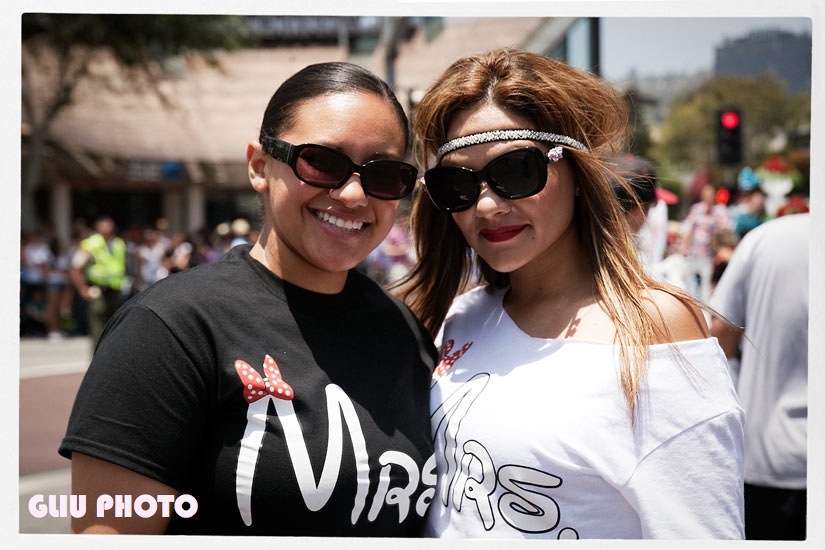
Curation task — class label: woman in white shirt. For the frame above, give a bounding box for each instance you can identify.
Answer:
[397,48,744,539]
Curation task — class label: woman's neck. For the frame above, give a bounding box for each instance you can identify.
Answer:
[503,238,609,340]
[507,257,594,309]
[250,237,348,295]
[506,229,593,306]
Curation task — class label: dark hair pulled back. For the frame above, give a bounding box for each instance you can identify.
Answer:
[258,61,409,142]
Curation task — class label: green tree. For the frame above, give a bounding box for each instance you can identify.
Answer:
[652,73,810,171]
[21,14,250,234]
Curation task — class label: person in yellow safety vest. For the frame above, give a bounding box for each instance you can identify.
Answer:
[70,216,128,344]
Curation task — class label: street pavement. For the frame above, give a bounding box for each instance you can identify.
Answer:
[18,336,92,534]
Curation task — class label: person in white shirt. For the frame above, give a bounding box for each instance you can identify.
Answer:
[710,213,808,540]
[397,47,744,539]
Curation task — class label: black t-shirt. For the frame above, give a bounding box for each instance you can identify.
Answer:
[59,245,437,536]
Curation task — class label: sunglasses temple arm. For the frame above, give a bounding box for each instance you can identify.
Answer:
[263,137,294,164]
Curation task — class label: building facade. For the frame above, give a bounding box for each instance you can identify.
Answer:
[714,29,812,94]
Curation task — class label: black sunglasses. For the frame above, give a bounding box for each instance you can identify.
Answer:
[261,136,417,200]
[424,147,560,213]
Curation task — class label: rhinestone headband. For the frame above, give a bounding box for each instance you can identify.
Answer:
[436,129,587,162]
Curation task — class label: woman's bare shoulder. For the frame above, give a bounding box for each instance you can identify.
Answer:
[643,287,710,343]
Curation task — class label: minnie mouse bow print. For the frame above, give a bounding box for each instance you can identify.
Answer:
[233,355,295,526]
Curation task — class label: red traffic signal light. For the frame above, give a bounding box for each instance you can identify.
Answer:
[716,108,743,165]
[720,111,740,130]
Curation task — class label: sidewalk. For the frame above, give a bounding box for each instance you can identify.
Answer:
[18,336,92,534]
[19,469,72,534]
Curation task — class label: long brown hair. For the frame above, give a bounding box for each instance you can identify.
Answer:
[396,48,701,420]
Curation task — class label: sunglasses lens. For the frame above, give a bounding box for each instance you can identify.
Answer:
[362,161,417,200]
[424,168,478,212]
[294,145,415,200]
[424,148,548,212]
[294,147,350,187]
[487,149,546,199]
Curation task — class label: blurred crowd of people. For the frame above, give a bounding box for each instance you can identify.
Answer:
[19,177,808,343]
[640,182,809,304]
[19,216,262,341]
[20,212,416,342]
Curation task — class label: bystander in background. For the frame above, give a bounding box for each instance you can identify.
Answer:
[681,183,731,301]
[68,216,128,344]
[709,213,809,540]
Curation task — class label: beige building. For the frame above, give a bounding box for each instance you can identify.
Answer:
[24,16,590,245]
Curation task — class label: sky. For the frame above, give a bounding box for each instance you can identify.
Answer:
[599,17,813,80]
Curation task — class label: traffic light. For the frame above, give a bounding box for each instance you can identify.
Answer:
[716,109,743,165]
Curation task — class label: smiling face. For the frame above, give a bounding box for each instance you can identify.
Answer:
[443,102,579,275]
[247,91,405,292]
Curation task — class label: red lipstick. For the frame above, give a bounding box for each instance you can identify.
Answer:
[479,225,526,243]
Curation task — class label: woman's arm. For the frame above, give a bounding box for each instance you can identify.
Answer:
[60,304,211,534]
[71,453,179,534]
[710,316,742,358]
